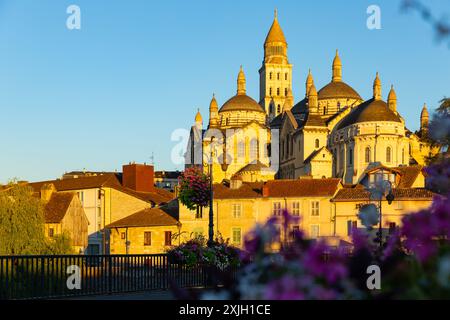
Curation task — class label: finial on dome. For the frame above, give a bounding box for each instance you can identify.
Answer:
[195,108,202,124]
[421,103,429,133]
[308,83,318,111]
[373,72,382,100]
[388,84,397,112]
[306,69,314,97]
[332,49,342,82]
[274,8,278,20]
[237,66,246,95]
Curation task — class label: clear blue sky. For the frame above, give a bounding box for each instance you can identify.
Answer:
[0,0,449,183]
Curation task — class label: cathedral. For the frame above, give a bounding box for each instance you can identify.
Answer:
[186,11,439,184]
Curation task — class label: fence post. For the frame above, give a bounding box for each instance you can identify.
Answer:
[108,255,113,294]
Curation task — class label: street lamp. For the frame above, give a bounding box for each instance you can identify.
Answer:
[207,137,215,247]
[370,179,395,251]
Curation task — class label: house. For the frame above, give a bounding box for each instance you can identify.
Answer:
[29,163,174,254]
[106,206,180,254]
[40,183,89,253]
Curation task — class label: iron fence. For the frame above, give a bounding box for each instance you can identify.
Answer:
[0,254,222,300]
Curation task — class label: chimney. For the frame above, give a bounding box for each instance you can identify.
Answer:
[262,182,270,197]
[40,183,56,202]
[230,175,243,189]
[122,163,155,193]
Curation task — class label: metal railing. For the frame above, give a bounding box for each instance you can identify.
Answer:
[0,254,216,300]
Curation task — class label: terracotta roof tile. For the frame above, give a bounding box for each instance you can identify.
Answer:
[332,187,435,201]
[263,179,341,197]
[213,182,264,199]
[106,207,179,228]
[44,192,75,223]
[213,178,341,199]
[28,174,174,205]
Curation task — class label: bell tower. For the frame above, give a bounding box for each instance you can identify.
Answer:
[259,9,293,120]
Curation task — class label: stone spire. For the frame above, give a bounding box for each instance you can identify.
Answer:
[387,85,397,112]
[195,108,203,129]
[308,83,318,111]
[263,9,288,62]
[306,69,314,97]
[421,103,429,134]
[209,94,219,127]
[373,72,382,100]
[332,49,342,82]
[237,66,246,95]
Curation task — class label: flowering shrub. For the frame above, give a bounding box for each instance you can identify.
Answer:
[198,197,450,300]
[178,166,210,210]
[166,235,240,271]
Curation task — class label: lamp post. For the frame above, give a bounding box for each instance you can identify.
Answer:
[372,179,395,251]
[208,137,215,247]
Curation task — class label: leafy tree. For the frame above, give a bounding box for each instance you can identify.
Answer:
[0,183,47,254]
[437,97,450,113]
[46,232,74,254]
[0,183,74,255]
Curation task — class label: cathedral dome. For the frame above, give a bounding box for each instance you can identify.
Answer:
[336,98,402,130]
[219,94,265,113]
[219,66,266,114]
[318,81,362,100]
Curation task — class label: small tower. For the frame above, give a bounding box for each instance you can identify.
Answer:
[373,72,382,100]
[387,85,397,113]
[421,103,429,135]
[259,9,293,117]
[195,108,203,129]
[332,49,342,82]
[237,66,246,95]
[208,94,219,128]
[308,83,318,113]
[305,69,314,97]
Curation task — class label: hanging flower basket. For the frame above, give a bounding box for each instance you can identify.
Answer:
[178,166,211,210]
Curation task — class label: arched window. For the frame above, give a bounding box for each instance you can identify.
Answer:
[250,139,258,161]
[349,148,353,165]
[238,140,245,159]
[285,73,288,80]
[386,147,392,163]
[277,88,280,96]
[323,107,327,115]
[269,72,272,80]
[337,102,341,111]
[315,139,320,149]
[269,87,272,96]
[365,147,371,163]
[284,88,288,96]
[277,73,280,80]
[277,104,281,113]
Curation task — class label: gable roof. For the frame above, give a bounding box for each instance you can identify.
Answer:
[106,207,179,228]
[303,147,332,164]
[362,165,424,188]
[44,192,76,223]
[28,174,174,206]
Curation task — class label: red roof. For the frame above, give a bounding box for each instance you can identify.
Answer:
[213,178,341,199]
[28,174,174,205]
[106,207,179,228]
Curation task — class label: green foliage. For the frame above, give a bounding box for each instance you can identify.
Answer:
[0,183,74,255]
[46,232,74,255]
[0,183,47,255]
[437,97,450,113]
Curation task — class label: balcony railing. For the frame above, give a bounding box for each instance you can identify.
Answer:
[0,254,230,300]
